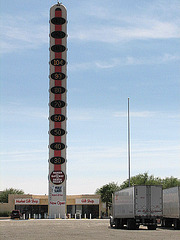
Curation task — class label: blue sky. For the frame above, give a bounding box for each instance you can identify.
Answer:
[0,0,180,195]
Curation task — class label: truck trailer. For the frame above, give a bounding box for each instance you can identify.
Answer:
[110,185,163,230]
[162,186,180,229]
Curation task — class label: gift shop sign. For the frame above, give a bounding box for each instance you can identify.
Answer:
[15,198,40,205]
[75,198,99,205]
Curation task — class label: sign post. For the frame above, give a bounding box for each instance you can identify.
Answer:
[49,3,67,218]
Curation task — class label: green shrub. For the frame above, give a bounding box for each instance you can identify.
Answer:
[0,188,24,203]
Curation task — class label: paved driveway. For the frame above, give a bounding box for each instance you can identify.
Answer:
[0,219,179,240]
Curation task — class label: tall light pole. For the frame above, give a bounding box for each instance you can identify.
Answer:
[128,98,131,187]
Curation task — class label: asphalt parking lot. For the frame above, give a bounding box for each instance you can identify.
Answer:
[0,219,179,240]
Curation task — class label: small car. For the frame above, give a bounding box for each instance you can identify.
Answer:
[11,210,22,219]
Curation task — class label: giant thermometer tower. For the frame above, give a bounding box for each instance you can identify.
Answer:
[48,3,67,218]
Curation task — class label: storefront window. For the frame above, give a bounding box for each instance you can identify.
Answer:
[15,205,48,219]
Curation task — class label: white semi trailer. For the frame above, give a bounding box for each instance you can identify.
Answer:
[162,186,180,229]
[110,185,163,230]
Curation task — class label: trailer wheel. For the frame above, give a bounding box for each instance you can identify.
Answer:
[127,219,136,230]
[174,220,180,230]
[163,219,173,228]
[147,225,156,230]
[119,219,124,229]
[114,219,118,229]
[114,219,120,229]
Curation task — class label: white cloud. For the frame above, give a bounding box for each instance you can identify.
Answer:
[1,2,180,54]
[0,103,48,120]
[68,112,93,121]
[67,139,180,194]
[0,153,47,164]
[161,53,180,62]
[131,140,180,176]
[68,62,93,71]
[69,54,180,71]
[69,0,180,42]
[68,108,180,121]
[68,145,126,162]
[113,111,156,118]
[70,19,180,43]
[0,15,48,54]
[0,174,48,195]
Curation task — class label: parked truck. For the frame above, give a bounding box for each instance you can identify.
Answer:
[110,185,163,230]
[162,186,180,230]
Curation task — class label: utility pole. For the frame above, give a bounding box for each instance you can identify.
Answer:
[128,98,131,187]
